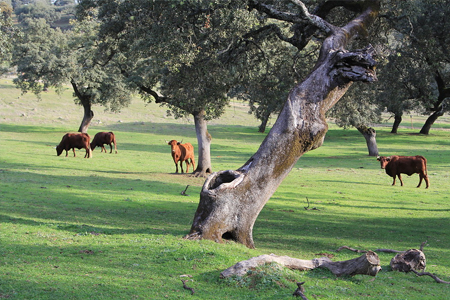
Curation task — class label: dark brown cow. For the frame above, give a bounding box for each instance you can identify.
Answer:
[56,133,92,158]
[377,155,429,188]
[91,132,117,154]
[167,140,195,173]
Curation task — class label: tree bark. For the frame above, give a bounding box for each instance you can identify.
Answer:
[390,114,402,133]
[356,125,378,156]
[185,1,380,248]
[71,79,94,134]
[192,109,212,177]
[419,71,449,135]
[258,112,270,133]
[220,252,381,278]
[419,106,444,135]
[78,103,94,134]
[390,249,426,272]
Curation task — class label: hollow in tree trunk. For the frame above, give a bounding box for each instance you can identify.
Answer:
[192,109,212,177]
[356,125,378,156]
[185,2,380,248]
[391,114,402,133]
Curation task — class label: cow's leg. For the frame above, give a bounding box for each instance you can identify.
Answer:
[417,174,423,188]
[65,150,69,157]
[424,174,430,189]
[109,144,113,153]
[72,148,76,157]
[391,176,396,186]
[175,162,179,173]
[181,162,185,173]
[398,174,403,186]
[101,146,107,153]
[185,160,190,173]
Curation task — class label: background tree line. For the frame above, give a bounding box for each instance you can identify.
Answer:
[2,0,449,172]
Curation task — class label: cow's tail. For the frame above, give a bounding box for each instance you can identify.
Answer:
[419,155,428,175]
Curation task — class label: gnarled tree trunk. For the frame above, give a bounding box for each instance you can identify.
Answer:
[186,1,380,248]
[193,109,212,177]
[356,125,379,156]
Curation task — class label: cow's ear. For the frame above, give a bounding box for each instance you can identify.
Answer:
[386,156,391,161]
[177,142,181,145]
[376,156,381,161]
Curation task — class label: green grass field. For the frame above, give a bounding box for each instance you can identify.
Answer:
[1,77,450,299]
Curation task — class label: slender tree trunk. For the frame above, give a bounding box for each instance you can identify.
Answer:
[391,114,402,133]
[185,1,379,248]
[71,79,94,134]
[193,109,212,177]
[78,103,94,133]
[258,112,270,133]
[356,125,378,156]
[420,71,450,134]
[419,106,444,135]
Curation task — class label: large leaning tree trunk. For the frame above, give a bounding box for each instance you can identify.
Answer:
[356,125,378,156]
[185,1,380,249]
[193,109,213,177]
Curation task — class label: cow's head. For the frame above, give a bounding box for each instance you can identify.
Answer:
[377,156,391,169]
[167,140,179,153]
[56,145,63,156]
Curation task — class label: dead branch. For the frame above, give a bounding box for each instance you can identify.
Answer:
[373,249,404,253]
[304,197,319,210]
[419,240,427,251]
[293,281,308,299]
[181,279,195,295]
[411,270,450,284]
[220,252,381,278]
[181,185,190,196]
[337,241,427,254]
[336,246,367,253]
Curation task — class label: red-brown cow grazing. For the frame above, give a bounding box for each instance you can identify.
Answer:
[56,133,92,158]
[167,140,195,173]
[377,155,429,188]
[91,132,117,154]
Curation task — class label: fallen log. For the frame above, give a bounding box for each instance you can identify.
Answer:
[390,249,426,272]
[220,252,381,278]
[220,254,331,278]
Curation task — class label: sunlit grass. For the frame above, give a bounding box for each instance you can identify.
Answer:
[1,78,450,299]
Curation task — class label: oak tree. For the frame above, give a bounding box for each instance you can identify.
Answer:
[186,0,380,249]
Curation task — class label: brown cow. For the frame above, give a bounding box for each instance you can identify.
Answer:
[377,155,429,188]
[167,140,195,173]
[56,133,92,158]
[91,132,117,154]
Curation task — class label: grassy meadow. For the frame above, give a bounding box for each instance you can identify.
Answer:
[1,77,450,299]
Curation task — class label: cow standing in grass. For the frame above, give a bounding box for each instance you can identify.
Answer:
[56,133,92,158]
[167,140,195,173]
[91,132,117,154]
[377,155,429,188]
